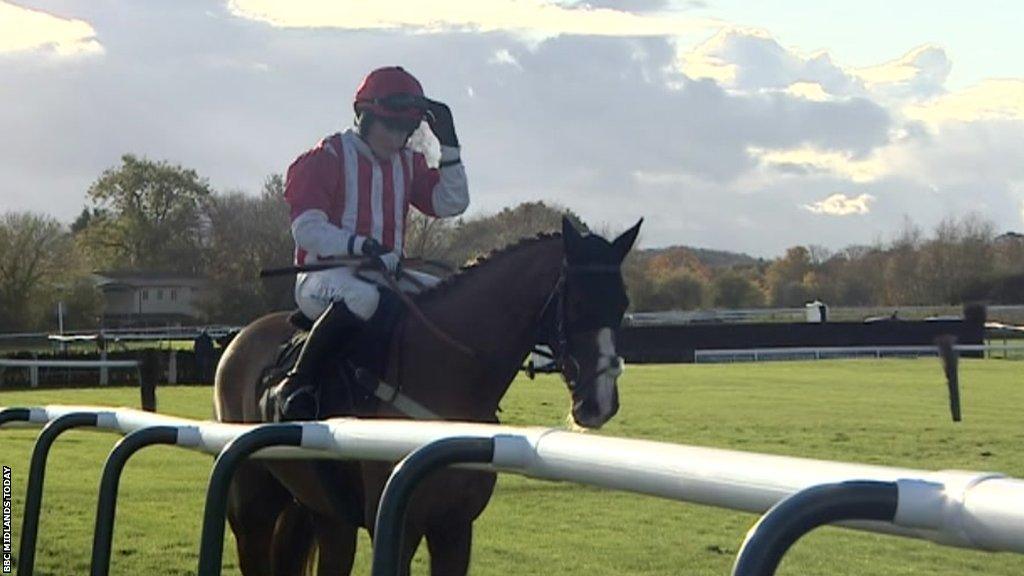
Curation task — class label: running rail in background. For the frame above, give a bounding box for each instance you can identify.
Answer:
[2,404,1024,575]
[694,343,1024,362]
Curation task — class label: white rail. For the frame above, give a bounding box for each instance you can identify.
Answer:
[3,404,1024,556]
[0,359,140,387]
[694,344,1024,363]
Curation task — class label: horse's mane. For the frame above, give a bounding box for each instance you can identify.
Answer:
[413,232,561,304]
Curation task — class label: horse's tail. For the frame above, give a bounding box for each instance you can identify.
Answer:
[271,500,318,576]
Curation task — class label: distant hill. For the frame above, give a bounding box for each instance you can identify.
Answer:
[638,245,762,269]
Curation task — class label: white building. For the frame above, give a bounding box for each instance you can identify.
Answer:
[92,271,208,327]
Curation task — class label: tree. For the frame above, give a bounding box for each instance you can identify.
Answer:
[993,232,1024,275]
[645,247,711,283]
[882,218,926,305]
[441,201,587,268]
[199,176,293,323]
[404,209,455,262]
[764,246,813,306]
[77,154,213,274]
[0,212,97,331]
[712,271,764,308]
[918,214,995,303]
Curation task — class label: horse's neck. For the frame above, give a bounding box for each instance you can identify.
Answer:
[431,238,563,356]
[407,238,564,418]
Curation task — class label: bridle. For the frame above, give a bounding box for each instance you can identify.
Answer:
[536,262,624,388]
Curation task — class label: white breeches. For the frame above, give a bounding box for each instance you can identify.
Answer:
[295,266,440,321]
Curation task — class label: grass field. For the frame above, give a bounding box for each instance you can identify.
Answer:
[1,359,1023,575]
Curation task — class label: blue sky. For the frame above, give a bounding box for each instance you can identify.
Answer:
[2,0,1022,256]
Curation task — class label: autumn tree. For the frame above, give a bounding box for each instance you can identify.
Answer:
[764,246,813,306]
[712,270,764,308]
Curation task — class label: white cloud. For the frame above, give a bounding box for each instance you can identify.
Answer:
[0,1,102,57]
[679,32,955,106]
[903,79,1024,126]
[784,81,832,101]
[489,48,521,68]
[226,0,717,38]
[677,27,858,96]
[802,193,876,216]
[579,0,673,12]
[853,44,949,92]
[1,2,1022,257]
[750,146,889,183]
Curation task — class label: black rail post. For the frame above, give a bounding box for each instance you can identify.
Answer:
[196,424,304,576]
[371,437,495,576]
[90,426,180,576]
[936,335,962,422]
[138,349,160,412]
[731,480,898,576]
[17,411,100,576]
[0,407,31,427]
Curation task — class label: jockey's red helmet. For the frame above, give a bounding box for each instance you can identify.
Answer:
[354,66,426,121]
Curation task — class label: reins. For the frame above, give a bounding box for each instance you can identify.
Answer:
[259,256,476,358]
[368,263,478,359]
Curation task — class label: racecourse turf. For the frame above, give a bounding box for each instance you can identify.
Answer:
[1,359,1023,575]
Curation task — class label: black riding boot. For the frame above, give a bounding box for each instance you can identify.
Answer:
[271,301,364,421]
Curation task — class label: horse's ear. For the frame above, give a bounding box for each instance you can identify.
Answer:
[612,218,643,262]
[562,215,582,249]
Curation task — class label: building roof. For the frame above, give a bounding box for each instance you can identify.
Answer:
[92,271,207,289]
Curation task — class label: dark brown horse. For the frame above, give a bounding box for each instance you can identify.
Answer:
[213,217,641,575]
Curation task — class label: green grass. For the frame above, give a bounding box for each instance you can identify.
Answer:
[2,359,1023,575]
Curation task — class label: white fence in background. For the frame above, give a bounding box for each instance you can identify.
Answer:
[0,357,141,387]
[625,305,1024,326]
[4,404,1024,557]
[694,343,1024,363]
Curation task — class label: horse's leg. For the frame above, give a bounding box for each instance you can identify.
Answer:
[397,529,425,576]
[313,514,358,576]
[227,460,293,576]
[271,501,317,576]
[425,521,473,576]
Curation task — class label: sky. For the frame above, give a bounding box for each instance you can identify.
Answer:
[1,0,1022,257]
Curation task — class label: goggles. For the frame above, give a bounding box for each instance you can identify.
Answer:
[374,93,430,112]
[376,114,422,134]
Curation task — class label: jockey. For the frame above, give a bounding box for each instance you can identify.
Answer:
[269,66,469,421]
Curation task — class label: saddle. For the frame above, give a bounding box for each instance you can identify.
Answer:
[257,310,388,420]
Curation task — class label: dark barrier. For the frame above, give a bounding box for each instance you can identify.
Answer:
[372,437,496,576]
[731,481,898,576]
[91,426,180,576]
[196,424,304,576]
[619,318,985,364]
[18,412,100,576]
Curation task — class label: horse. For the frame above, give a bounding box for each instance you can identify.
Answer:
[213,216,641,575]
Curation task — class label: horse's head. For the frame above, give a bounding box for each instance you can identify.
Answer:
[549,216,642,429]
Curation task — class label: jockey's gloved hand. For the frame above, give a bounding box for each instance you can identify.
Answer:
[354,236,401,274]
[376,251,401,274]
[353,236,383,257]
[424,98,459,148]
